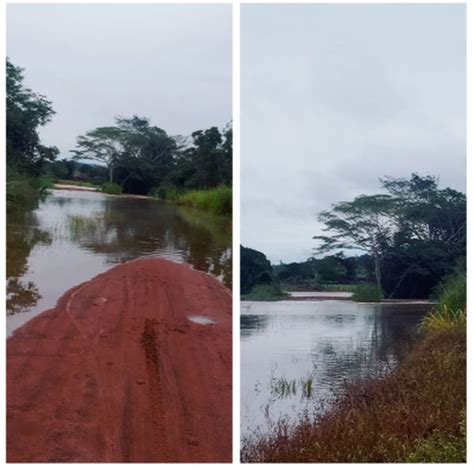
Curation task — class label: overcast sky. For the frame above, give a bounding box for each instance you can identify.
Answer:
[241,4,466,264]
[7,3,231,157]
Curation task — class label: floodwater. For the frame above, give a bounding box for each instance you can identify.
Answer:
[288,291,353,298]
[241,299,432,435]
[7,189,231,336]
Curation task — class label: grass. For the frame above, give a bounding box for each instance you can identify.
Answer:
[351,283,384,302]
[100,182,123,195]
[241,283,285,301]
[419,306,466,334]
[7,168,53,213]
[175,186,232,216]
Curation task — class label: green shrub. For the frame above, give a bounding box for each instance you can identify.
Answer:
[351,283,383,302]
[101,182,122,195]
[150,186,180,200]
[242,283,285,301]
[7,167,52,212]
[419,306,466,334]
[420,268,467,334]
[435,270,466,312]
[177,186,232,216]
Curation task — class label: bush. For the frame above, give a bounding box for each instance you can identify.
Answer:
[421,268,466,334]
[434,270,466,312]
[241,283,285,301]
[419,306,466,334]
[7,167,52,212]
[351,283,383,302]
[150,186,180,200]
[101,182,122,195]
[177,186,232,216]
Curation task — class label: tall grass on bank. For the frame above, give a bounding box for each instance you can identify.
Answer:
[7,168,52,212]
[151,186,232,216]
[176,186,232,216]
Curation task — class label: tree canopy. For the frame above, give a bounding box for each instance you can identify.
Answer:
[72,117,232,195]
[314,174,466,298]
[6,58,59,175]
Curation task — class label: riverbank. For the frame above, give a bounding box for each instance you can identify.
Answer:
[241,326,466,463]
[7,258,232,463]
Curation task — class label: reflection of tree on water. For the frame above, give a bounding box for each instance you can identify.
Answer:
[241,315,270,339]
[63,196,232,288]
[308,305,427,396]
[6,211,51,316]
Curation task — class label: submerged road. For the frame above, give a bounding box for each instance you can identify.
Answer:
[7,258,232,463]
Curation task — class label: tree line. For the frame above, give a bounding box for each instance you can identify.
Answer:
[7,58,231,205]
[241,174,465,300]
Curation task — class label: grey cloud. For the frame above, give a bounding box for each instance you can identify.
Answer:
[7,3,231,158]
[242,3,465,263]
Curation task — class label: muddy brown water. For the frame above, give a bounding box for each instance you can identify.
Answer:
[7,189,231,336]
[241,300,432,436]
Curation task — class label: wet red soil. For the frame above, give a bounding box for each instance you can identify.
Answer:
[7,258,232,463]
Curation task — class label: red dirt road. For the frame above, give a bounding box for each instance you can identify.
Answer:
[7,259,232,463]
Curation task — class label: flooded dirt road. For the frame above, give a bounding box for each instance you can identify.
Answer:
[7,258,232,463]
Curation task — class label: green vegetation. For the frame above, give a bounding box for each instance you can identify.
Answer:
[7,59,231,216]
[420,268,466,335]
[351,283,384,302]
[101,182,123,195]
[242,266,466,463]
[173,186,232,216]
[242,283,285,301]
[241,246,282,297]
[71,116,232,198]
[6,58,58,213]
[7,169,53,212]
[314,174,466,299]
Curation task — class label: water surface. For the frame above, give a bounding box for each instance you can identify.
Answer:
[241,300,431,435]
[7,189,231,336]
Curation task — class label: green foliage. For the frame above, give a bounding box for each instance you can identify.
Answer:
[420,268,466,334]
[242,283,285,301]
[241,246,279,295]
[176,186,232,216]
[7,167,52,212]
[150,185,180,200]
[314,174,466,299]
[351,283,383,302]
[406,414,466,463]
[7,58,58,176]
[72,116,232,196]
[101,182,122,195]
[434,269,466,312]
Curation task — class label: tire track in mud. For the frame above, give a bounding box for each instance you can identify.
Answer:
[141,318,170,462]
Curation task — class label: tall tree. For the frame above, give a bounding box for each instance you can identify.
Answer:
[314,194,395,289]
[71,126,124,183]
[6,58,58,174]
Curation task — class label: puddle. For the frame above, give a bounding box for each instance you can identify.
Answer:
[187,315,217,326]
